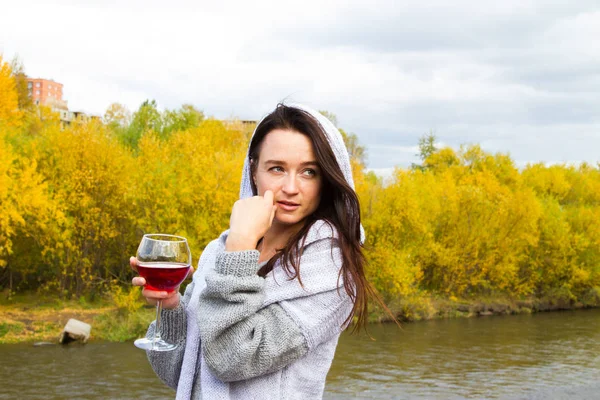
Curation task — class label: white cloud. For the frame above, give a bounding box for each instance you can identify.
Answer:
[1,0,599,169]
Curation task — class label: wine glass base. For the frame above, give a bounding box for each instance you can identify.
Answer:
[134,337,178,352]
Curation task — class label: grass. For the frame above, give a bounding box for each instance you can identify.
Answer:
[0,288,153,344]
[93,307,155,342]
[370,288,600,323]
[0,321,25,339]
[2,286,599,344]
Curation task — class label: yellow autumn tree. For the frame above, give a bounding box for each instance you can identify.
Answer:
[362,145,544,300]
[133,119,247,261]
[0,125,58,293]
[0,133,20,269]
[419,146,542,297]
[25,118,137,296]
[0,56,22,127]
[522,163,600,300]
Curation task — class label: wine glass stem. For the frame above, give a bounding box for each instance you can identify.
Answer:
[154,299,164,349]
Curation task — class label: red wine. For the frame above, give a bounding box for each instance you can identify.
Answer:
[137,262,191,292]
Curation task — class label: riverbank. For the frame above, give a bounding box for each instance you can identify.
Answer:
[0,290,155,344]
[376,289,600,323]
[1,289,599,344]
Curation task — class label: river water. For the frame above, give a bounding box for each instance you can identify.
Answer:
[1,309,599,399]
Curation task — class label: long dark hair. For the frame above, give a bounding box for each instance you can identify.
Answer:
[248,103,378,332]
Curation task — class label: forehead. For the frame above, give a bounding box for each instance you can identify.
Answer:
[257,129,316,161]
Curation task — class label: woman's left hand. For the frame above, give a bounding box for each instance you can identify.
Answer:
[130,256,192,309]
[226,190,277,251]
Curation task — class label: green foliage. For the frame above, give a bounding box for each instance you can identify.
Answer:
[0,321,24,338]
[91,283,154,341]
[113,100,205,148]
[318,110,367,166]
[121,99,162,148]
[93,307,155,342]
[411,131,438,170]
[339,128,367,166]
[162,104,205,136]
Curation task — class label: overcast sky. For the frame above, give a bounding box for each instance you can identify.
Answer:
[1,0,599,173]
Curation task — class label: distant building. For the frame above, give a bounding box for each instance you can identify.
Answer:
[27,78,68,110]
[71,110,100,123]
[222,119,257,135]
[26,77,99,125]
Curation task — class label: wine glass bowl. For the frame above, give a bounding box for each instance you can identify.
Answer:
[137,262,190,292]
[134,234,191,351]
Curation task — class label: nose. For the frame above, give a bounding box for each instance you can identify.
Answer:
[282,173,299,195]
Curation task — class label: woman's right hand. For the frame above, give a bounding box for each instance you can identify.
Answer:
[130,256,187,309]
[226,190,277,251]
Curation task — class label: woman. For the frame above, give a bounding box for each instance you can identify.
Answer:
[132,104,374,399]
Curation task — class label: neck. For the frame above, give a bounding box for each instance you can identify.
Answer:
[258,220,305,262]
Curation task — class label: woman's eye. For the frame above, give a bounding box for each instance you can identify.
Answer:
[269,166,284,173]
[303,169,317,177]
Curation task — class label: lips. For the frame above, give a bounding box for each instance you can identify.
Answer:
[277,200,300,211]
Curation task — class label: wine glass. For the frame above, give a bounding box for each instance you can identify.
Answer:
[134,234,191,351]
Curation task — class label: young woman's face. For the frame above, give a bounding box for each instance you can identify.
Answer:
[253,129,323,229]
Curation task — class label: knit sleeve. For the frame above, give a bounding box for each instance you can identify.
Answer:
[197,250,309,382]
[145,278,195,390]
[197,239,351,383]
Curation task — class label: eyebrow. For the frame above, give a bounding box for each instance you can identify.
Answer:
[263,160,319,167]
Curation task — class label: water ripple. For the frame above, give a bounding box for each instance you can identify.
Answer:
[326,309,600,399]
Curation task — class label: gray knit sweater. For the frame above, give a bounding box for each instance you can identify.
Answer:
[146,222,352,399]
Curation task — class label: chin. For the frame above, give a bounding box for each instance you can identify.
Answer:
[274,213,306,227]
[274,217,302,226]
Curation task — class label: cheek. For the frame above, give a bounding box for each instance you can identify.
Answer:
[255,175,278,195]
